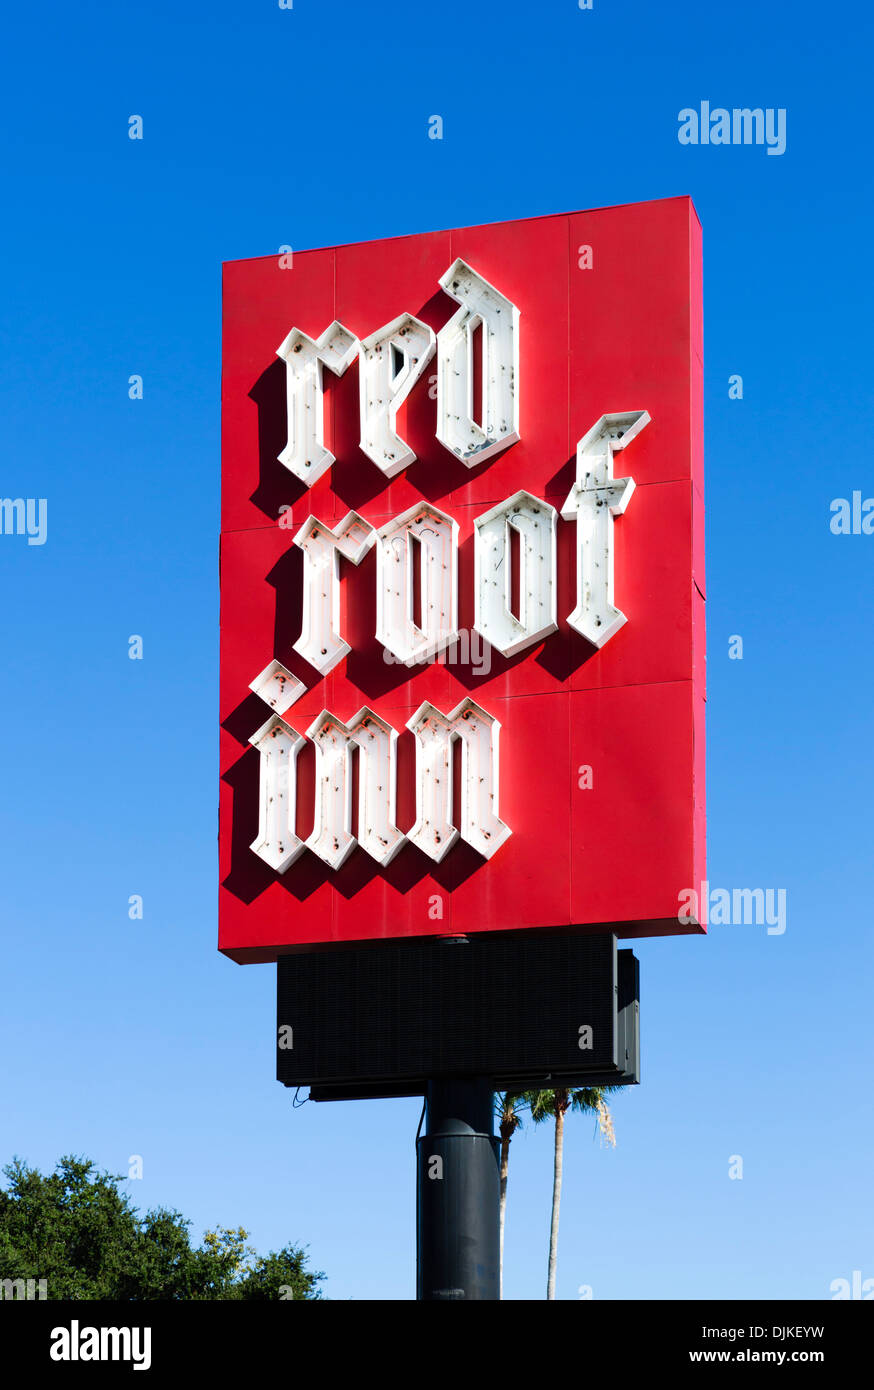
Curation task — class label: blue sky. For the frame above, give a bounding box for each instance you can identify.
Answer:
[1,0,871,1300]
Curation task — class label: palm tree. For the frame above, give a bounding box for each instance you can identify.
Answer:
[528,1087,617,1299]
[495,1091,530,1298]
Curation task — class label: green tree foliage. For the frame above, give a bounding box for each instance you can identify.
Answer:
[0,1156,324,1301]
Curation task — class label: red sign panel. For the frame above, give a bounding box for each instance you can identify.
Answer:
[220,197,705,962]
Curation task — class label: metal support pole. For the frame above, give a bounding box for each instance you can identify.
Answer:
[416,1077,500,1300]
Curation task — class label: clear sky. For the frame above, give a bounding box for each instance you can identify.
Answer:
[1,0,871,1301]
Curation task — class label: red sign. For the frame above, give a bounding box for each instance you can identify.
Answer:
[220,197,705,962]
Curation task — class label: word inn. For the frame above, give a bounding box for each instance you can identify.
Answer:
[250,697,510,871]
[247,260,650,873]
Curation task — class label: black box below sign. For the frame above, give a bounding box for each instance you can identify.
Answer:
[276,931,639,1101]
